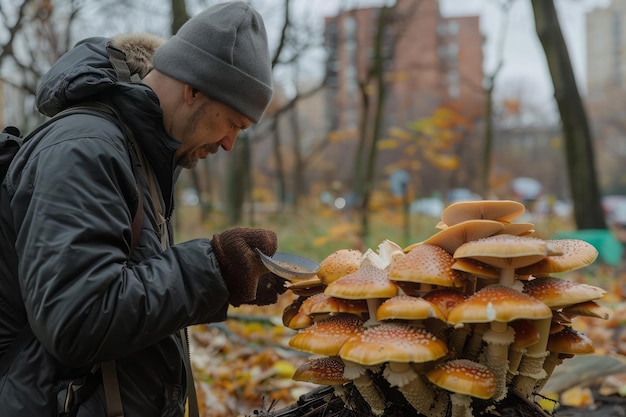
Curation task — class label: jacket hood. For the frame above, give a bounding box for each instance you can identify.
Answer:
[36,33,164,116]
[35,34,182,212]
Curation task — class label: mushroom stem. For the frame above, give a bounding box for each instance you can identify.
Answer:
[482,323,515,401]
[352,372,387,416]
[535,352,567,393]
[462,323,489,361]
[499,265,515,287]
[384,362,448,417]
[512,317,551,398]
[506,346,527,384]
[364,298,382,327]
[449,324,470,356]
[450,393,473,417]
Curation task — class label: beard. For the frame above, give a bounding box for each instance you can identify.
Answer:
[176,103,216,169]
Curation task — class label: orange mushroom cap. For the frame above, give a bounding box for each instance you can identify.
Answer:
[510,319,541,349]
[522,276,606,308]
[562,300,610,320]
[389,244,463,288]
[339,322,448,366]
[293,357,350,386]
[288,314,364,356]
[516,239,599,276]
[375,295,445,321]
[427,359,498,400]
[422,288,467,320]
[324,256,398,300]
[447,284,552,325]
[547,327,595,355]
[317,249,363,285]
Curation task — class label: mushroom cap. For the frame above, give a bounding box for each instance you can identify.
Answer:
[427,359,498,400]
[338,322,448,366]
[453,234,549,270]
[522,276,607,308]
[375,295,445,321]
[447,284,552,325]
[451,258,500,279]
[388,244,463,288]
[293,357,350,385]
[562,300,610,320]
[422,220,505,254]
[422,288,468,319]
[516,239,599,275]
[547,327,595,355]
[440,200,525,227]
[288,314,364,356]
[285,276,325,297]
[303,292,369,316]
[317,249,363,285]
[324,255,399,300]
[497,222,536,236]
[510,319,541,349]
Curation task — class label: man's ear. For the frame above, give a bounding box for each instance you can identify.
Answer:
[183,84,199,105]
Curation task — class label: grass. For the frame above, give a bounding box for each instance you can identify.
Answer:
[173,201,580,263]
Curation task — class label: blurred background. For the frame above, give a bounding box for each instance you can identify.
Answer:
[2,0,626,415]
[2,0,626,255]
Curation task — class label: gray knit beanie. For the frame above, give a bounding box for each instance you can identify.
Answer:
[152,1,273,123]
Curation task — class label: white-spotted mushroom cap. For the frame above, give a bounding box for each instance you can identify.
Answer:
[516,239,599,276]
[422,288,467,320]
[420,220,505,255]
[547,326,595,355]
[447,284,553,325]
[324,255,399,301]
[375,295,445,321]
[427,359,498,400]
[388,244,463,288]
[522,276,607,309]
[454,234,550,286]
[338,322,448,366]
[293,357,350,386]
[288,314,364,356]
[562,300,610,320]
[317,248,363,285]
[440,200,525,227]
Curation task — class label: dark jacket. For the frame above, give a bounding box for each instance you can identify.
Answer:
[0,36,230,416]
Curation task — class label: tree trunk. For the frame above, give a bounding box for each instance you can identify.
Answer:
[530,0,606,230]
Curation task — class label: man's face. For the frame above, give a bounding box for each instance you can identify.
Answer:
[175,98,251,169]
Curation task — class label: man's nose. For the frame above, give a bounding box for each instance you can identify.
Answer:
[219,135,237,151]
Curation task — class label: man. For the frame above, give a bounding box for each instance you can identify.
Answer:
[0,2,285,416]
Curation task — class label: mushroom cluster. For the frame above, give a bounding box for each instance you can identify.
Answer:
[283,200,608,416]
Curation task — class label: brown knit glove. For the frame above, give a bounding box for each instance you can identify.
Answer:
[211,227,278,306]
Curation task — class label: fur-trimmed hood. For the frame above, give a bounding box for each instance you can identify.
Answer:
[111,32,165,79]
[36,33,165,117]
